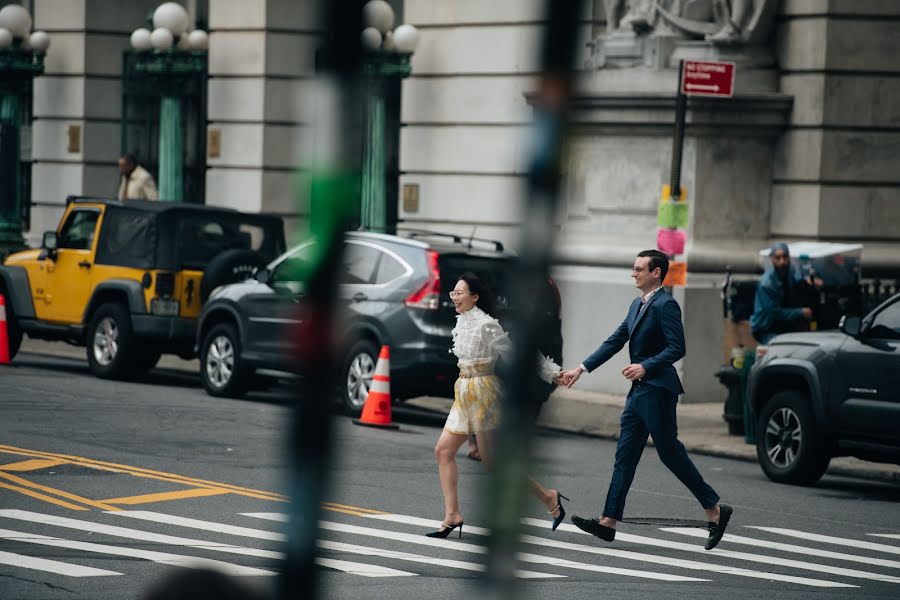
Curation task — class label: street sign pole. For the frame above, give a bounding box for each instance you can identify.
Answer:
[670,59,687,200]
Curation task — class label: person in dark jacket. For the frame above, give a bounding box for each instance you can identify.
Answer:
[558,249,731,551]
[750,243,814,344]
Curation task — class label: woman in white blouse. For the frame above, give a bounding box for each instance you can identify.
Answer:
[426,272,568,539]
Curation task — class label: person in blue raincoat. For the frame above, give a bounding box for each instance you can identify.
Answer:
[750,243,815,344]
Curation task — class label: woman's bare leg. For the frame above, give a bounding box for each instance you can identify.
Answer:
[477,430,560,516]
[434,430,469,524]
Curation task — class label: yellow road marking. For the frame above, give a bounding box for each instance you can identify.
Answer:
[103,487,231,505]
[0,445,287,502]
[323,502,388,515]
[0,471,120,511]
[321,506,373,517]
[0,459,66,472]
[0,481,88,511]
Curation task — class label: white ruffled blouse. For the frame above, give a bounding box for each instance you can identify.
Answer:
[450,306,560,384]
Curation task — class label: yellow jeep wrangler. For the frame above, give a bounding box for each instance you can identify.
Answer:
[0,197,285,379]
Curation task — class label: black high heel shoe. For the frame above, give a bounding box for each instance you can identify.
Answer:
[425,521,464,539]
[550,492,570,532]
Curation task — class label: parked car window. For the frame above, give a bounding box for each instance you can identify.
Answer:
[272,243,316,283]
[373,251,406,284]
[339,242,380,285]
[869,301,900,340]
[59,209,100,250]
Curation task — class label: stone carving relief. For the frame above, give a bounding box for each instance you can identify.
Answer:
[602,0,780,45]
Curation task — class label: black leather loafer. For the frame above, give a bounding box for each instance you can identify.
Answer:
[705,504,733,550]
[571,515,616,542]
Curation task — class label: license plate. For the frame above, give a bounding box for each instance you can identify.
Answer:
[150,298,180,316]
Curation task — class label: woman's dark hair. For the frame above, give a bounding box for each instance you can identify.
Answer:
[458,271,497,317]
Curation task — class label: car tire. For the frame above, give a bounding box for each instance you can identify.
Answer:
[133,347,162,376]
[200,323,250,398]
[341,339,379,416]
[86,303,138,380]
[755,390,830,485]
[2,295,23,360]
[200,249,267,303]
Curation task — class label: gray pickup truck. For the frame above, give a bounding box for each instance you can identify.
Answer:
[748,292,900,485]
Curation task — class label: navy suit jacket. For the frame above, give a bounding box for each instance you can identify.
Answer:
[582,290,686,395]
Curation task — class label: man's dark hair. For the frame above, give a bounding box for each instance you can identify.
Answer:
[121,153,137,166]
[638,249,669,283]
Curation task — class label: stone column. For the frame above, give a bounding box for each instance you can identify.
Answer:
[206,0,319,230]
[29,0,158,243]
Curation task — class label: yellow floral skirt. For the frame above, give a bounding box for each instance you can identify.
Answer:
[443,362,502,435]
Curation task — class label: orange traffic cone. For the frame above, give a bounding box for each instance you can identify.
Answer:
[353,345,399,430]
[0,294,10,365]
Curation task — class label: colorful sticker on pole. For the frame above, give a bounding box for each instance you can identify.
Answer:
[657,227,686,255]
[657,184,688,229]
[666,261,687,286]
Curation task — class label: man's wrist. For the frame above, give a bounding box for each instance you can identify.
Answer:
[578,364,587,374]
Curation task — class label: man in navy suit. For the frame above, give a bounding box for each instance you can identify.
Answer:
[560,250,732,550]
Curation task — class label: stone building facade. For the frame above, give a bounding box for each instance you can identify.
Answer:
[13,0,900,400]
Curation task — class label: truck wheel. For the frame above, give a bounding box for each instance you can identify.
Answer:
[200,323,250,398]
[133,347,162,376]
[755,390,830,485]
[86,303,137,380]
[200,249,267,303]
[341,339,378,416]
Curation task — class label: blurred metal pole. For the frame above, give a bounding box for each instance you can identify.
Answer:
[279,1,364,599]
[484,0,586,595]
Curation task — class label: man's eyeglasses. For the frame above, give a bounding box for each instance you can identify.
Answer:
[631,267,646,273]
[449,291,472,299]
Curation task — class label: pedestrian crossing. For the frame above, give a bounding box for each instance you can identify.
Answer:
[0,505,898,592]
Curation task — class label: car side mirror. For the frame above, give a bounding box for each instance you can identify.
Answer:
[840,314,862,337]
[254,268,270,285]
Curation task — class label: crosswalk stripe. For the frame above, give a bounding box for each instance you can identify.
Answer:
[523,519,899,584]
[0,549,121,577]
[114,510,559,580]
[749,527,900,556]
[311,519,707,582]
[366,512,857,588]
[315,557,416,577]
[318,540,563,579]
[0,509,282,560]
[664,527,900,571]
[0,528,274,576]
[870,534,900,540]
[110,510,286,541]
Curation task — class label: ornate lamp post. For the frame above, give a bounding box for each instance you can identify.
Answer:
[127,2,207,202]
[359,0,419,232]
[0,4,49,254]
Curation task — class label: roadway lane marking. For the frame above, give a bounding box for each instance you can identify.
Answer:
[0,510,283,560]
[318,539,563,579]
[749,527,900,555]
[0,459,66,472]
[102,488,231,505]
[0,471,119,511]
[0,445,287,503]
[0,481,88,511]
[316,557,416,577]
[0,549,121,577]
[363,513,852,588]
[870,534,900,540]
[0,528,274,577]
[253,516,708,583]
[664,527,900,571]
[523,519,900,584]
[112,511,560,580]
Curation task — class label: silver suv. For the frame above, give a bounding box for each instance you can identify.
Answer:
[196,231,564,414]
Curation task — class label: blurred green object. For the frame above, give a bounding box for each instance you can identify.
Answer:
[741,349,757,444]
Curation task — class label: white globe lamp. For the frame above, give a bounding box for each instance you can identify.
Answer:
[392,24,420,54]
[0,4,31,39]
[363,0,394,34]
[130,28,152,51]
[187,29,208,51]
[176,32,190,50]
[29,30,50,53]
[153,2,189,37]
[0,28,13,49]
[361,27,382,51]
[150,27,174,50]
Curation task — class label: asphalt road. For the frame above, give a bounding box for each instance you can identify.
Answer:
[1,352,899,600]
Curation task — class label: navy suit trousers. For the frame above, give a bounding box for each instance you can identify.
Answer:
[603,382,720,520]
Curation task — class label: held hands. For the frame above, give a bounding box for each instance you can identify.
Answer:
[622,363,646,381]
[556,368,583,388]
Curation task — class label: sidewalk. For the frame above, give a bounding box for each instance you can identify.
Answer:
[14,338,900,484]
